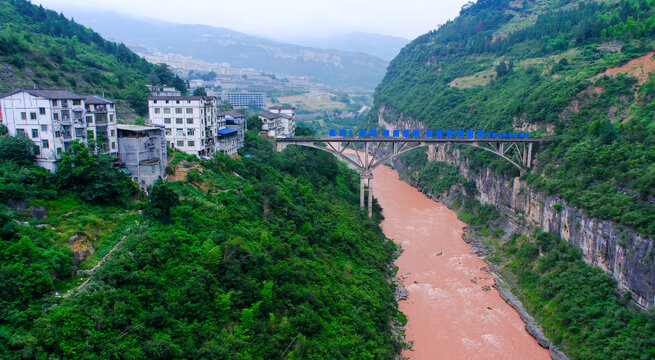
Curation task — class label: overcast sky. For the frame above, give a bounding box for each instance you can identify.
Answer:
[35,0,470,40]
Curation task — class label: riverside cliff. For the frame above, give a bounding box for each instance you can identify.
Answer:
[378,106,654,308]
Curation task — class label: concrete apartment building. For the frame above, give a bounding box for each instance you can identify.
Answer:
[148,96,219,157]
[221,91,265,108]
[218,111,247,149]
[116,124,167,188]
[258,106,295,138]
[0,90,118,171]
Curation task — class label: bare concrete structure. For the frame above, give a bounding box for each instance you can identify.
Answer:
[116,124,167,188]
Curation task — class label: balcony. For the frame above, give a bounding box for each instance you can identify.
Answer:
[62,132,73,140]
[93,105,108,113]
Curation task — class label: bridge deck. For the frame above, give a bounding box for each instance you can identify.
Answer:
[276,137,541,143]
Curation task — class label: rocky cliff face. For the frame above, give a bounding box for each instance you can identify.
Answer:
[378,107,655,308]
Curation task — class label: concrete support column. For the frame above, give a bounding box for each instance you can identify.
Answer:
[367,176,373,218]
[527,143,533,168]
[360,175,366,210]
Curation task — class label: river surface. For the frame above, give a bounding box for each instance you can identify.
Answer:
[373,165,550,360]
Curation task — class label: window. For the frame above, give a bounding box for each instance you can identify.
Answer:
[175,108,183,114]
[53,113,59,120]
[187,141,195,147]
[176,129,184,136]
[154,108,161,114]
[186,118,193,124]
[165,100,169,104]
[73,100,81,105]
[153,100,158,104]
[166,141,170,148]
[165,129,171,136]
[16,129,25,135]
[54,131,61,138]
[42,139,49,148]
[175,118,183,124]
[39,107,46,115]
[176,100,180,104]
[163,108,171,114]
[31,129,38,138]
[57,148,62,155]
[110,115,114,122]
[176,140,184,147]
[110,129,116,137]
[112,142,116,150]
[20,112,26,120]
[86,116,93,124]
[187,128,195,136]
[52,100,58,106]
[186,108,193,114]
[164,118,171,124]
[35,146,40,155]
[41,125,47,131]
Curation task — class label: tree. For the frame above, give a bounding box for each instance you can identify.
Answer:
[55,141,134,204]
[192,87,207,96]
[247,115,263,132]
[145,178,179,222]
[0,134,37,165]
[0,124,8,136]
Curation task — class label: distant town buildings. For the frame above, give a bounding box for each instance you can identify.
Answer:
[0,90,118,171]
[221,91,265,108]
[116,124,167,188]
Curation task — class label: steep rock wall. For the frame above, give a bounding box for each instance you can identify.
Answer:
[378,107,655,308]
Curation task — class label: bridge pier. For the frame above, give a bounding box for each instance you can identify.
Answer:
[360,172,373,218]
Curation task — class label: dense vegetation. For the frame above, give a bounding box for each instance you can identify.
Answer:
[0,130,400,359]
[503,231,655,359]
[374,0,655,238]
[0,0,186,116]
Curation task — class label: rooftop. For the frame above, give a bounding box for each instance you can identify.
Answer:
[2,89,86,100]
[149,96,216,101]
[218,110,246,118]
[258,112,291,120]
[117,124,163,132]
[269,105,296,110]
[84,95,114,105]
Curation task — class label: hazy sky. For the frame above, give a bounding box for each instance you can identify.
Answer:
[36,0,470,40]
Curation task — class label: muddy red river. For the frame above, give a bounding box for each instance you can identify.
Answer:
[373,165,550,360]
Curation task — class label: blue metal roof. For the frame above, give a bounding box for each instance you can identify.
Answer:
[218,128,238,135]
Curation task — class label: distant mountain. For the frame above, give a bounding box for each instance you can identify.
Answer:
[286,32,410,61]
[55,9,389,90]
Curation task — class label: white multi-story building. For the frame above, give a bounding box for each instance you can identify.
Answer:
[0,90,118,171]
[148,96,219,157]
[267,106,295,137]
[258,111,295,138]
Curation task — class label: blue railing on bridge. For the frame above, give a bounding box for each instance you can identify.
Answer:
[328,129,530,138]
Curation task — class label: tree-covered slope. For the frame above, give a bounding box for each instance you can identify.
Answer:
[0,131,400,359]
[0,0,186,117]
[373,0,655,238]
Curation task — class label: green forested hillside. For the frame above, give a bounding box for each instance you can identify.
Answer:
[0,132,399,359]
[0,0,186,117]
[374,0,655,238]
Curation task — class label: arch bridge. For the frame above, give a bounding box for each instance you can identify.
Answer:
[275,132,541,217]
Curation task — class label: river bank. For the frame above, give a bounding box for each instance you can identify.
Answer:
[373,165,550,360]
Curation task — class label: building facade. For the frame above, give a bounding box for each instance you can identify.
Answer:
[116,124,167,188]
[218,111,247,149]
[148,96,218,157]
[221,91,265,108]
[0,90,118,171]
[258,111,295,138]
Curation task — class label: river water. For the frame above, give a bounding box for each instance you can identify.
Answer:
[373,165,550,360]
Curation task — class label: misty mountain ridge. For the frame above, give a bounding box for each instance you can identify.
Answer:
[57,8,391,90]
[282,32,410,61]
